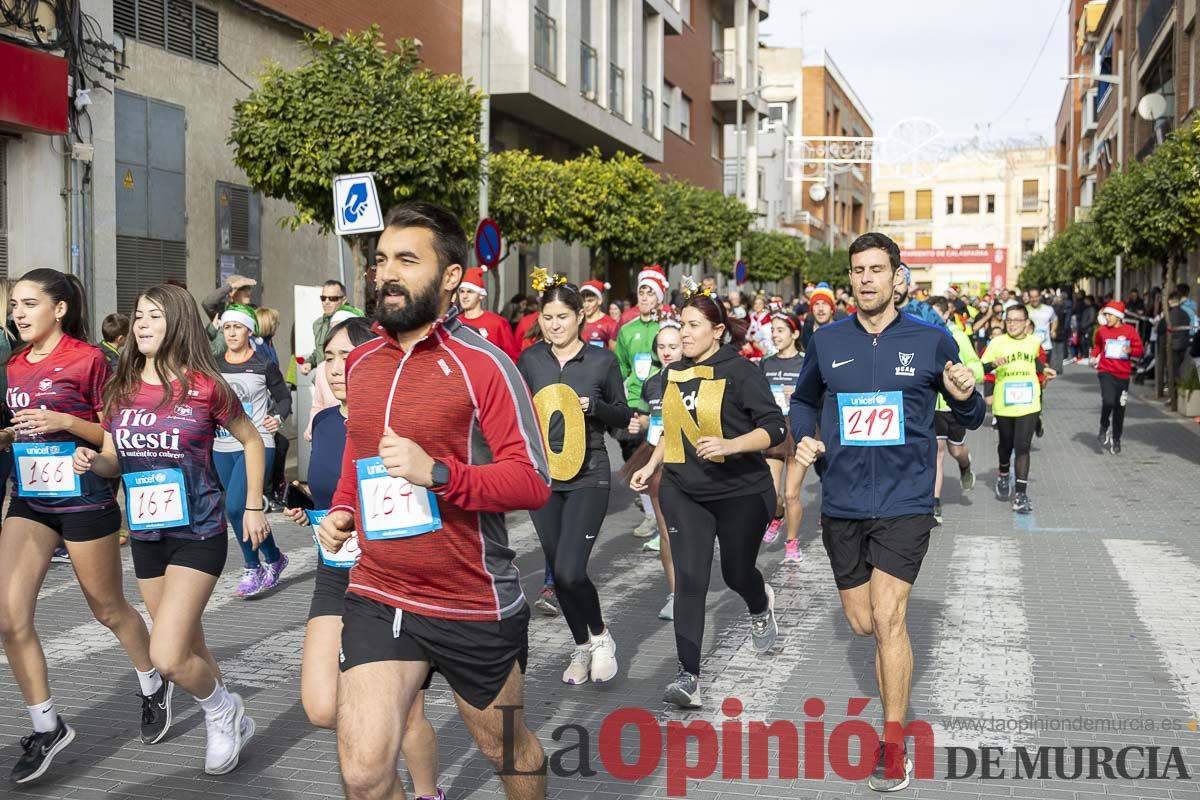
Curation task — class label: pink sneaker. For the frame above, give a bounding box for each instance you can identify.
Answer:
[260,553,290,592]
[235,567,266,598]
[763,517,784,544]
[783,539,804,564]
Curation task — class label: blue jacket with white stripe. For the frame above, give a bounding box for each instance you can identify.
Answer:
[790,312,985,520]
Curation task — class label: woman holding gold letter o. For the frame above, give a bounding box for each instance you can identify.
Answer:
[517,269,632,686]
[630,280,787,709]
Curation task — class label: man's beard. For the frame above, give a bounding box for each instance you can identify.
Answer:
[375,277,442,335]
[892,286,909,309]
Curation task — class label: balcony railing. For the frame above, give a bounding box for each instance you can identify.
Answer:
[580,41,598,101]
[608,63,625,118]
[713,49,733,83]
[534,8,557,76]
[1136,0,1172,56]
[641,85,654,134]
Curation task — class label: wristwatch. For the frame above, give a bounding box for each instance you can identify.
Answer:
[430,460,450,489]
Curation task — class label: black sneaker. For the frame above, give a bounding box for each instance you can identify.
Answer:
[1110,439,1121,455]
[868,743,913,792]
[1098,426,1108,447]
[994,473,1011,500]
[663,664,702,708]
[1012,492,1033,514]
[140,680,174,744]
[933,501,943,526]
[11,718,75,784]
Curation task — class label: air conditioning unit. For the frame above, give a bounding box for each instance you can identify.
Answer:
[1082,89,1098,134]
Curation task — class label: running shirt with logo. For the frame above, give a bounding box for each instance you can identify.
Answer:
[760,352,805,414]
[103,374,243,540]
[213,349,291,452]
[308,405,347,508]
[6,335,115,512]
[982,334,1043,417]
[640,369,665,417]
[582,314,618,349]
[1027,303,1056,349]
[936,324,983,412]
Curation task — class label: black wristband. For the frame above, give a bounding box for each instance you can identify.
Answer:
[245,506,265,512]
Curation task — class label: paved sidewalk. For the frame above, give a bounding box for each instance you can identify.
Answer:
[2,367,1200,799]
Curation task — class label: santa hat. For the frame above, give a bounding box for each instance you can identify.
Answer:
[580,280,611,299]
[637,265,669,303]
[1101,300,1125,320]
[220,304,258,334]
[810,286,836,308]
[460,266,489,297]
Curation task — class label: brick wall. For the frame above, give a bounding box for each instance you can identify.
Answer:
[654,0,722,191]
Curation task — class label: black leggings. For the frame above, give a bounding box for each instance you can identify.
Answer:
[659,485,774,675]
[996,414,1038,483]
[529,487,610,645]
[1098,372,1129,441]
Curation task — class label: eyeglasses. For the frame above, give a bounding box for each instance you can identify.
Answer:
[320,295,345,303]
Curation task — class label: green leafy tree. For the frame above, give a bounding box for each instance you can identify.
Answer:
[717,230,807,286]
[558,148,664,266]
[487,149,565,259]
[642,180,754,268]
[229,27,484,232]
[804,247,851,289]
[1019,222,1111,290]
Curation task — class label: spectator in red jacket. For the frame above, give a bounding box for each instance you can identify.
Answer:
[1090,300,1144,454]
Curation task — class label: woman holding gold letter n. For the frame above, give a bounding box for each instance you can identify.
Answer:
[630,280,787,709]
[516,270,632,686]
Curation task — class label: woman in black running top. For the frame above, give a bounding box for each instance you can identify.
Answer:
[630,288,787,709]
[517,271,631,686]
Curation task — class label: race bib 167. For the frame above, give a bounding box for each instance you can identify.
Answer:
[122,468,190,530]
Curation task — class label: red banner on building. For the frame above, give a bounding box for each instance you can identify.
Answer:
[0,39,68,136]
[900,247,1008,290]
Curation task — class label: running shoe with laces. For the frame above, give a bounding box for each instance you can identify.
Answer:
[932,500,943,526]
[204,692,254,775]
[10,718,74,784]
[749,584,778,653]
[415,791,447,800]
[1109,439,1121,455]
[589,630,618,683]
[260,553,290,592]
[868,742,913,792]
[658,593,674,620]
[235,567,266,599]
[783,539,803,564]
[762,517,783,544]
[50,546,70,565]
[663,664,702,708]
[642,535,660,553]
[959,459,975,491]
[632,515,657,538]
[1011,493,1033,514]
[534,586,560,616]
[561,645,591,685]
[994,473,1011,501]
[140,680,174,744]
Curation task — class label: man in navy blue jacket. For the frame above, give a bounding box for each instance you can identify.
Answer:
[790,232,984,793]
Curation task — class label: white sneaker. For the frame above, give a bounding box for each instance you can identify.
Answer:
[658,593,675,620]
[561,645,591,685]
[589,630,618,683]
[204,692,254,775]
[632,515,657,538]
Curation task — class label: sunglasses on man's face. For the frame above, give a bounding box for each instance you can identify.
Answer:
[321,295,344,303]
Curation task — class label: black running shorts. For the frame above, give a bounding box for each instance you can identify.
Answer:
[933,410,966,445]
[339,593,528,709]
[6,498,121,543]
[131,534,228,580]
[308,562,351,620]
[821,514,936,590]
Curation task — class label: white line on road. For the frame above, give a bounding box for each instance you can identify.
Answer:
[928,535,1034,748]
[1103,539,1200,718]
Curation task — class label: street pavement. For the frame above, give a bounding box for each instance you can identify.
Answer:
[2,366,1200,799]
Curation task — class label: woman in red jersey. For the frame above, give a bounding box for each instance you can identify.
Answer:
[0,269,157,784]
